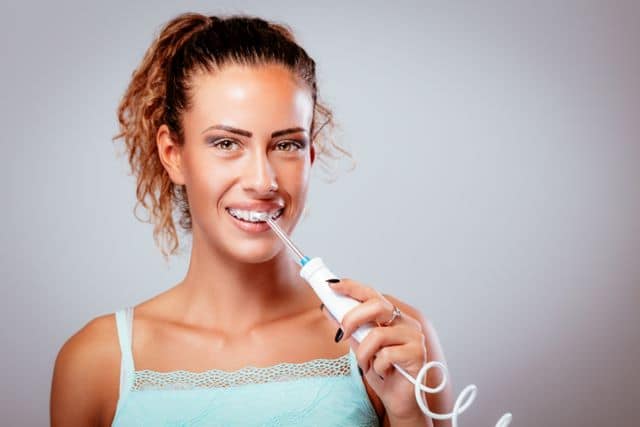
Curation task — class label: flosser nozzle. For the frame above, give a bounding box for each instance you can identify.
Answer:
[262,215,310,265]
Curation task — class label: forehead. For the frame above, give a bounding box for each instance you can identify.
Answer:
[185,64,313,135]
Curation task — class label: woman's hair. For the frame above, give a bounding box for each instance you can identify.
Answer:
[113,12,351,260]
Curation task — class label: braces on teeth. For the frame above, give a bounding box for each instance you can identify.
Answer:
[228,208,282,223]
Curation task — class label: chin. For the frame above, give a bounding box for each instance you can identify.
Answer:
[224,239,285,265]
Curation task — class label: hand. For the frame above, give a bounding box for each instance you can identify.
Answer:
[322,279,429,422]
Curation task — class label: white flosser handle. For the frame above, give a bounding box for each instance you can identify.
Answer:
[299,257,374,342]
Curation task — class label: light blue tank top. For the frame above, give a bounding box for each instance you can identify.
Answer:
[111,307,381,426]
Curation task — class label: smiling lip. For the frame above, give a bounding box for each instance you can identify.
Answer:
[224,201,284,233]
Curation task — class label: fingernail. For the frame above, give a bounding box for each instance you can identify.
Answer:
[326,278,340,283]
[334,328,344,342]
[358,366,363,376]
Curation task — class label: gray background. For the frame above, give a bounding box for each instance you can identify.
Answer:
[2,0,638,425]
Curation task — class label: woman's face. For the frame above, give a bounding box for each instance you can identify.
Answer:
[175,63,314,263]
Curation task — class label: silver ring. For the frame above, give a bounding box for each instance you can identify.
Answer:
[381,305,402,326]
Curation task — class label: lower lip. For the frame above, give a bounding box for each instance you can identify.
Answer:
[226,210,279,233]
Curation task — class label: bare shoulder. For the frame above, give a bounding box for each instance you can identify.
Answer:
[50,313,121,427]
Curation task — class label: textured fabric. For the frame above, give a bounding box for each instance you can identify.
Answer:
[112,307,381,426]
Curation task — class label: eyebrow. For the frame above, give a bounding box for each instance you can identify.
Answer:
[201,124,307,138]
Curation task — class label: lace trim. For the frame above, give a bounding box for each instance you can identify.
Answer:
[132,353,352,391]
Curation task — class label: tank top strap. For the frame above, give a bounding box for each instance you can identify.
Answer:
[114,307,135,396]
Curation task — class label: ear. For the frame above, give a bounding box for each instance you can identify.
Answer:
[156,124,186,185]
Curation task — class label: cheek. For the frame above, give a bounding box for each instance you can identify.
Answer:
[277,161,310,199]
[183,153,234,207]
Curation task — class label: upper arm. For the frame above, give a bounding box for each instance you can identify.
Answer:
[50,315,118,427]
[383,294,454,427]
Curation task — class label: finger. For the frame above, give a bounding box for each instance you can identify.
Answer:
[371,343,426,379]
[327,279,381,303]
[347,338,380,380]
[340,298,394,340]
[354,325,419,373]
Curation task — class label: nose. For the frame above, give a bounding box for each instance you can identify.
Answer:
[241,149,279,195]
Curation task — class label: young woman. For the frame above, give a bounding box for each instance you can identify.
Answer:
[50,12,453,426]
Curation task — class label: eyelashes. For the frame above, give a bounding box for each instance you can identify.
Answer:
[274,140,306,151]
[211,138,241,151]
[207,137,308,152]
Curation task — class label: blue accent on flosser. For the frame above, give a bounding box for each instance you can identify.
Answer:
[300,256,310,266]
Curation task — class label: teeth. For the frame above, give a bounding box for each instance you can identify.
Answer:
[227,208,283,223]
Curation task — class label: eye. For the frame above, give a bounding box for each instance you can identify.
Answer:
[211,138,241,151]
[275,140,305,151]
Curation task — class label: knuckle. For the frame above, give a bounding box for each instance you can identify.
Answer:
[404,314,422,331]
[370,326,385,341]
[377,347,391,362]
[374,299,386,311]
[411,326,424,339]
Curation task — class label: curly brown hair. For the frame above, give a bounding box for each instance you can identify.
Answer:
[113,12,351,261]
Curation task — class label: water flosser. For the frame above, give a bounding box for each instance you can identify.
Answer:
[263,216,512,427]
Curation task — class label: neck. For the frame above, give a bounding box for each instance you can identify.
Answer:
[174,229,311,335]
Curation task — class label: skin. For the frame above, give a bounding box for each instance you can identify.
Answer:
[50,63,454,426]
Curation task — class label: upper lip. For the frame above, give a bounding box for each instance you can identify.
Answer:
[225,202,285,212]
